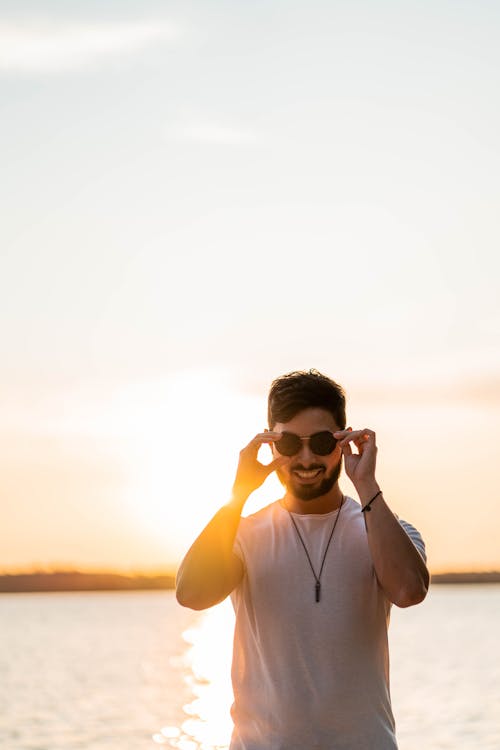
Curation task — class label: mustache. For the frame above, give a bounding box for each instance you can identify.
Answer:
[291,464,325,472]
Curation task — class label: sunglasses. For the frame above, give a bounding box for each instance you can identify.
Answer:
[274,431,338,457]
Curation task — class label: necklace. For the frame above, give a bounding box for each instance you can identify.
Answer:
[285,496,344,603]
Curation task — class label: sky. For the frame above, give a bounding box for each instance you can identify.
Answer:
[1,0,499,574]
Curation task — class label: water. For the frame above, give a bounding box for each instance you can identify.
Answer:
[0,585,499,750]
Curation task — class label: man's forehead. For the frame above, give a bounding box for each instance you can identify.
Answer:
[273,407,339,432]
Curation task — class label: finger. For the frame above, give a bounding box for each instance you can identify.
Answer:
[244,432,283,453]
[341,440,353,456]
[354,429,376,451]
[339,428,375,439]
[336,428,375,446]
[254,456,286,482]
[333,428,353,438]
[257,431,283,442]
[268,456,288,472]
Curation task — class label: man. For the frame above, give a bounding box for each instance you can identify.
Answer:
[176,369,429,749]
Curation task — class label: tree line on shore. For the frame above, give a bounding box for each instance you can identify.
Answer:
[0,571,176,592]
[1,570,500,593]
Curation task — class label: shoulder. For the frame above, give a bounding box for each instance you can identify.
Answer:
[239,500,282,531]
[341,495,362,515]
[234,500,283,563]
[337,495,366,528]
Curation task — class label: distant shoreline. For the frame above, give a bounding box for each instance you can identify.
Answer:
[430,571,500,584]
[1,570,500,593]
[0,571,176,593]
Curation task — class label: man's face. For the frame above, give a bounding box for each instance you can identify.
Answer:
[270,407,342,501]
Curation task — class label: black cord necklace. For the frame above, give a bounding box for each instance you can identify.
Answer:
[286,496,344,603]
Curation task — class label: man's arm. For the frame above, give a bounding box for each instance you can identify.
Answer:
[175,499,246,611]
[335,428,430,608]
[175,432,285,610]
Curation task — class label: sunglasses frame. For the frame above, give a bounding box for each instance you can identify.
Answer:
[274,430,338,457]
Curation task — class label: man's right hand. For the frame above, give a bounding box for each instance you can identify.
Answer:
[177,431,286,610]
[231,431,286,503]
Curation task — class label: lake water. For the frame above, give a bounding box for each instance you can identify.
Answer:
[0,585,499,750]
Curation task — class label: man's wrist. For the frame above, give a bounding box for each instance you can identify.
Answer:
[355,480,381,507]
[229,488,250,510]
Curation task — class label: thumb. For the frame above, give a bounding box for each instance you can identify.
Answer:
[268,456,287,473]
[341,441,353,456]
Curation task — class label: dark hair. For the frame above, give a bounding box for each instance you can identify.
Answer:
[267,369,346,429]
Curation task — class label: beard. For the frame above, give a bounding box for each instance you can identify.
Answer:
[277,457,342,501]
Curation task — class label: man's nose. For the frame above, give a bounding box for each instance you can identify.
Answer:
[297,441,315,465]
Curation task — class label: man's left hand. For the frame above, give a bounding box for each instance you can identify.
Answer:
[334,428,378,489]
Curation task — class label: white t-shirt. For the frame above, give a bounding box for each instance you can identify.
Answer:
[230,496,426,750]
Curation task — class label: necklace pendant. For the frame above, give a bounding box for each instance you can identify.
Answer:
[287,496,344,607]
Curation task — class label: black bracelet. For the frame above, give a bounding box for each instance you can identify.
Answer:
[361,489,382,513]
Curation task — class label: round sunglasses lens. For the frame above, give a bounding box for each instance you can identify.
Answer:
[309,432,337,455]
[275,432,301,456]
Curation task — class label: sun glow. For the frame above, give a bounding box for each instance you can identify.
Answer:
[120,370,276,561]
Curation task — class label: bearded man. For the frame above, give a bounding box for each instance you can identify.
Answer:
[176,369,429,750]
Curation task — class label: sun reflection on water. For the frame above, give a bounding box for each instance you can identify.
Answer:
[153,600,235,750]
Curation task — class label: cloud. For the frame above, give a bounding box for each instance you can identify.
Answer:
[177,122,259,146]
[0,18,178,74]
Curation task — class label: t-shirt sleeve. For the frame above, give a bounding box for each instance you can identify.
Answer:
[398,518,427,563]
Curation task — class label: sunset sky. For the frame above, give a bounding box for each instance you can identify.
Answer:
[2,0,499,575]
